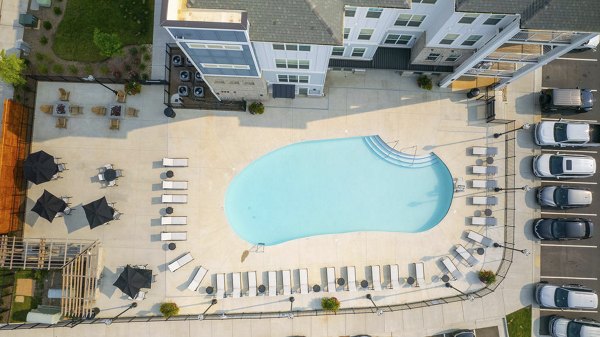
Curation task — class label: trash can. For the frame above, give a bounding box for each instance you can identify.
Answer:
[467,88,480,99]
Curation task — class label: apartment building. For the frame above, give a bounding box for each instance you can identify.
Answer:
[160,0,600,101]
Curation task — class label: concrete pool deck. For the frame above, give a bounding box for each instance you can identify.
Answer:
[21,68,541,336]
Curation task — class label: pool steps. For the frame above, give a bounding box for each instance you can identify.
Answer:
[363,136,439,168]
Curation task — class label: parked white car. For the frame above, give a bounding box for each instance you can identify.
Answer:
[533,154,596,178]
[536,283,598,309]
[534,121,600,147]
[549,316,600,337]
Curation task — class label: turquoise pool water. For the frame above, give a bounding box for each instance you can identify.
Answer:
[225,136,454,245]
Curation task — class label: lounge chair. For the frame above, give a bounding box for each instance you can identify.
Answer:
[441,257,461,280]
[162,194,188,204]
[59,88,70,101]
[472,196,498,205]
[455,245,478,267]
[116,90,127,103]
[55,117,68,129]
[471,216,497,226]
[162,181,188,190]
[40,105,53,114]
[472,165,498,175]
[472,179,498,189]
[466,230,494,247]
[268,271,277,296]
[472,146,498,156]
[216,273,225,298]
[347,266,357,292]
[326,267,336,292]
[127,107,139,117]
[454,177,466,192]
[163,158,188,167]
[282,270,291,295]
[389,264,401,289]
[110,119,120,130]
[247,271,257,297]
[371,265,382,291]
[161,216,187,225]
[187,266,208,291]
[168,252,193,272]
[115,169,124,177]
[299,269,309,294]
[92,106,107,116]
[232,272,242,298]
[69,106,83,115]
[160,232,187,241]
[415,262,425,287]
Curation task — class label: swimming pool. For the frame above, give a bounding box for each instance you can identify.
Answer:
[225,136,454,245]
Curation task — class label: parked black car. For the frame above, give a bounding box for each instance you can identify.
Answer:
[534,218,594,240]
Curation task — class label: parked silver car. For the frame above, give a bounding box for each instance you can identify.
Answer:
[535,283,598,309]
[549,316,600,337]
[538,186,592,208]
[533,154,596,178]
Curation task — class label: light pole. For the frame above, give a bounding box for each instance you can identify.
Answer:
[366,294,383,316]
[288,296,295,319]
[494,242,531,256]
[197,299,218,320]
[494,185,531,192]
[493,123,531,138]
[104,302,137,325]
[445,282,474,301]
[83,75,118,95]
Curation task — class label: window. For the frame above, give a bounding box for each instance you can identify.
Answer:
[275,59,310,69]
[462,34,482,46]
[366,8,383,18]
[187,43,243,51]
[298,45,311,51]
[332,47,345,56]
[458,14,478,24]
[345,6,356,17]
[275,59,286,68]
[273,44,285,50]
[425,52,441,61]
[440,33,459,45]
[358,29,374,40]
[351,47,366,57]
[483,14,505,25]
[277,74,309,83]
[201,63,250,69]
[344,28,351,39]
[395,14,426,27]
[445,53,461,62]
[298,60,309,69]
[413,0,436,3]
[384,34,412,45]
[273,44,311,52]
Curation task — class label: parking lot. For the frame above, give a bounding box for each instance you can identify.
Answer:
[538,49,600,326]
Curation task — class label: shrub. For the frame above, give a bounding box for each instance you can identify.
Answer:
[141,73,149,81]
[125,80,141,95]
[99,64,110,75]
[43,21,52,30]
[37,64,49,75]
[417,75,433,90]
[124,64,132,72]
[248,102,264,115]
[321,297,340,312]
[478,270,496,285]
[138,63,147,72]
[0,50,26,85]
[92,28,122,57]
[142,53,151,62]
[52,64,64,74]
[67,65,78,74]
[35,52,46,62]
[128,47,139,56]
[53,6,62,15]
[84,64,93,74]
[40,36,48,45]
[159,302,179,318]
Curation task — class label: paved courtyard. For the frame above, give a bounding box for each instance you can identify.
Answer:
[22,69,541,336]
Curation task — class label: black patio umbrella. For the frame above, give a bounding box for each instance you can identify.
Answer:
[82,197,114,229]
[31,190,67,222]
[24,150,58,185]
[113,265,152,298]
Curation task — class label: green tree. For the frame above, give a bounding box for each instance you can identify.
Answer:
[0,50,26,86]
[92,28,122,57]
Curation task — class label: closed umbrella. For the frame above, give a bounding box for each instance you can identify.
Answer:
[82,197,114,229]
[24,150,58,184]
[113,265,152,298]
[31,190,67,222]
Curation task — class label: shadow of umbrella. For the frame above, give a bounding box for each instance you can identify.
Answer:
[31,190,67,222]
[82,197,114,229]
[24,150,58,185]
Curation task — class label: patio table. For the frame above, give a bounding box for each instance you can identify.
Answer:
[312,284,321,292]
[258,285,266,294]
[360,280,369,289]
[205,286,214,295]
[441,275,450,283]
[108,104,125,119]
[53,102,70,117]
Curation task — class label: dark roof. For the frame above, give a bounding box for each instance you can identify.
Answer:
[456,0,600,33]
[185,0,410,45]
[329,47,454,73]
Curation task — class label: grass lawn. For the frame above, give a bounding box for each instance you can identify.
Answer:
[53,0,154,62]
[506,306,532,337]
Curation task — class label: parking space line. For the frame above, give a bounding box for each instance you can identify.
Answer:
[541,180,598,185]
[541,117,599,123]
[557,57,598,62]
[541,244,597,248]
[540,308,598,313]
[541,149,598,154]
[541,212,597,217]
[541,276,598,280]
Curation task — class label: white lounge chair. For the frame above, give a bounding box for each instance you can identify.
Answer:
[389,264,401,289]
[168,252,193,272]
[466,230,494,247]
[216,273,225,298]
[472,165,498,175]
[454,177,466,192]
[247,271,257,297]
[472,196,498,205]
[441,257,461,280]
[162,181,188,190]
[160,232,187,241]
[347,266,357,292]
[299,269,309,294]
[187,266,208,291]
[371,265,382,291]
[162,194,188,204]
[161,216,187,225]
[326,267,336,293]
[231,272,241,298]
[472,146,498,156]
[415,262,425,287]
[282,270,291,296]
[471,216,497,226]
[163,158,188,167]
[472,179,498,189]
[455,245,478,267]
[268,271,277,296]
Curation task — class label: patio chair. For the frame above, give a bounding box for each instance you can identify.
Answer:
[160,231,187,241]
[161,216,187,225]
[59,88,70,101]
[69,106,83,115]
[167,252,193,272]
[282,270,291,296]
[97,173,105,182]
[187,266,208,292]
[454,177,466,192]
[472,196,498,205]
[128,290,146,301]
[102,164,113,171]
[116,90,127,103]
[232,272,242,298]
[440,257,461,280]
[40,105,53,114]
[347,266,357,292]
[371,265,382,291]
[57,163,67,172]
[472,165,498,175]
[162,181,188,190]
[92,106,107,116]
[472,179,498,189]
[163,158,189,167]
[108,180,118,187]
[466,230,494,247]
[471,216,497,226]
[326,267,336,293]
[127,107,139,117]
[415,262,425,287]
[55,117,68,129]
[455,245,478,267]
[115,169,124,178]
[268,271,277,296]
[216,273,225,298]
[389,264,401,289]
[471,146,498,156]
[162,194,188,204]
[110,119,120,130]
[112,210,122,220]
[247,271,257,297]
[299,269,309,294]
